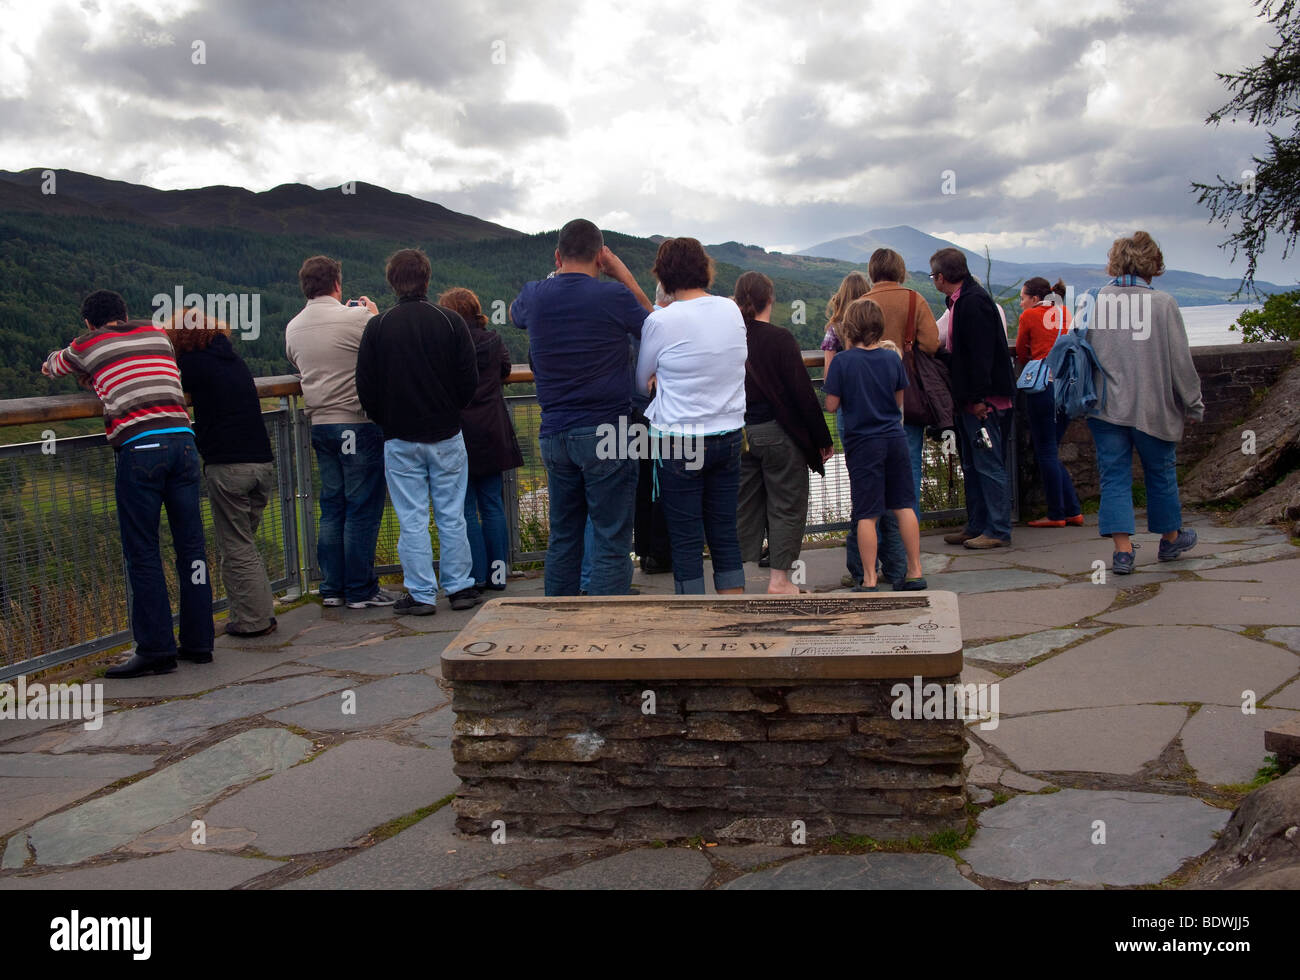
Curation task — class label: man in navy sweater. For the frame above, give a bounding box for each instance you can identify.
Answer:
[509,219,652,596]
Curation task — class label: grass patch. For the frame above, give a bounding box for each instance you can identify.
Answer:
[825,822,975,857]
[369,794,455,843]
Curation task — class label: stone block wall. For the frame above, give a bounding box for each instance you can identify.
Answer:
[1015,341,1298,510]
[450,677,966,843]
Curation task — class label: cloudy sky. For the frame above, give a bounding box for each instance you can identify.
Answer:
[0,0,1291,282]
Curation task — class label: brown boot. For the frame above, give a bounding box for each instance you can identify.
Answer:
[944,529,978,546]
[963,534,1011,549]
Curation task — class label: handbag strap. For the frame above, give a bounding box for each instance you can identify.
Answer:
[903,290,918,352]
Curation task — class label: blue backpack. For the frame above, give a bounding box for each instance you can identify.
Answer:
[1044,293,1107,420]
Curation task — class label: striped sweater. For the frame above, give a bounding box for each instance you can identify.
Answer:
[44,320,193,448]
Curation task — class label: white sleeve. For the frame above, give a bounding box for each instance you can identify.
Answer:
[635,313,663,395]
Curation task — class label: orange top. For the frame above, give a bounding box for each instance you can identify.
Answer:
[1016,302,1070,363]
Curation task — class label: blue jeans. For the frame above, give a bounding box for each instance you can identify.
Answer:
[658,429,746,594]
[956,409,1013,541]
[465,471,510,589]
[1027,386,1081,519]
[579,518,596,593]
[845,421,924,584]
[384,434,475,603]
[1087,418,1182,536]
[540,425,637,596]
[312,422,387,603]
[114,432,213,659]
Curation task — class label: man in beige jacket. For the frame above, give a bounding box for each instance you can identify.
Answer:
[285,255,395,610]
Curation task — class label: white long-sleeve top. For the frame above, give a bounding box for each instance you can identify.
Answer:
[635,295,747,434]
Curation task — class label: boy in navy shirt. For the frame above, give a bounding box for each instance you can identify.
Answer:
[823,298,927,591]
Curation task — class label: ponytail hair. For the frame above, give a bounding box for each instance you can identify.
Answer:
[733,271,775,321]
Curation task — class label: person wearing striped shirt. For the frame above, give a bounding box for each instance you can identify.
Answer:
[41,290,214,678]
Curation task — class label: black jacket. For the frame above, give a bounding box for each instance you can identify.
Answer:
[175,333,273,465]
[355,296,478,443]
[946,277,1016,407]
[461,326,524,477]
[744,318,834,476]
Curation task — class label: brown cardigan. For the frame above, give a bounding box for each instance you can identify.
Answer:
[860,282,941,355]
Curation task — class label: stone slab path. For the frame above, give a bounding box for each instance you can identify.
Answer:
[1,510,1295,889]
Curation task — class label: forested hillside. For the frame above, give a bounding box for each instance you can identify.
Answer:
[0,214,858,400]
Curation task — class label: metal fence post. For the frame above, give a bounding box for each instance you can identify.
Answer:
[275,398,301,598]
[290,396,316,596]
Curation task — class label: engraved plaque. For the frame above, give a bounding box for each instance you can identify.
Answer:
[441,592,962,681]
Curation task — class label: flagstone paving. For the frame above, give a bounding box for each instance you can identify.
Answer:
[3,729,309,868]
[721,853,981,890]
[958,789,1230,886]
[0,512,1296,890]
[966,627,1107,665]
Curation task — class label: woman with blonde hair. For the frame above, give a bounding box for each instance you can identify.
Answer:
[166,312,277,639]
[1085,231,1204,575]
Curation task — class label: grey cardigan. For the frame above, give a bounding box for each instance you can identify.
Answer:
[1087,285,1204,442]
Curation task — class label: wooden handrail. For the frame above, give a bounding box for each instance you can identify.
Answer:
[0,354,830,428]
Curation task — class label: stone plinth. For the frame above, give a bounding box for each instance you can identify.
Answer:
[441,593,967,842]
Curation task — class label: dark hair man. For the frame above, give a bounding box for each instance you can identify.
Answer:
[355,248,482,614]
[929,248,1017,549]
[509,219,653,596]
[41,290,213,677]
[285,255,394,610]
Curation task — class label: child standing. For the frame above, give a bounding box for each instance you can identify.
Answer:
[823,298,927,591]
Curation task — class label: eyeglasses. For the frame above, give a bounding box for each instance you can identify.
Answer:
[928,273,940,281]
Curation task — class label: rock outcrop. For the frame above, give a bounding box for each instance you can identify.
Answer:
[1186,767,1300,889]
[1182,359,1300,512]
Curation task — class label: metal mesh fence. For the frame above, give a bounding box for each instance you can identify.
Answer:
[0,381,987,676]
[0,412,296,678]
[499,386,973,557]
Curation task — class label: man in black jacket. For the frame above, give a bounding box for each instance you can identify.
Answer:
[929,248,1016,548]
[355,249,481,614]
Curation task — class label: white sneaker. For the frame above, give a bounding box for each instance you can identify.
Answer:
[347,589,398,609]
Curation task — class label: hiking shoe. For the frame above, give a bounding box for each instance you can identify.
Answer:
[640,555,672,575]
[449,588,483,611]
[347,589,398,609]
[393,593,436,616]
[1158,528,1198,561]
[1112,546,1137,575]
[225,617,277,638]
[944,529,978,545]
[964,535,1011,550]
[321,596,343,608]
[106,653,177,678]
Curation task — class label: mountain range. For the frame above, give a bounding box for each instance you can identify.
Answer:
[0,168,1274,307]
[0,168,520,243]
[795,226,1282,305]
